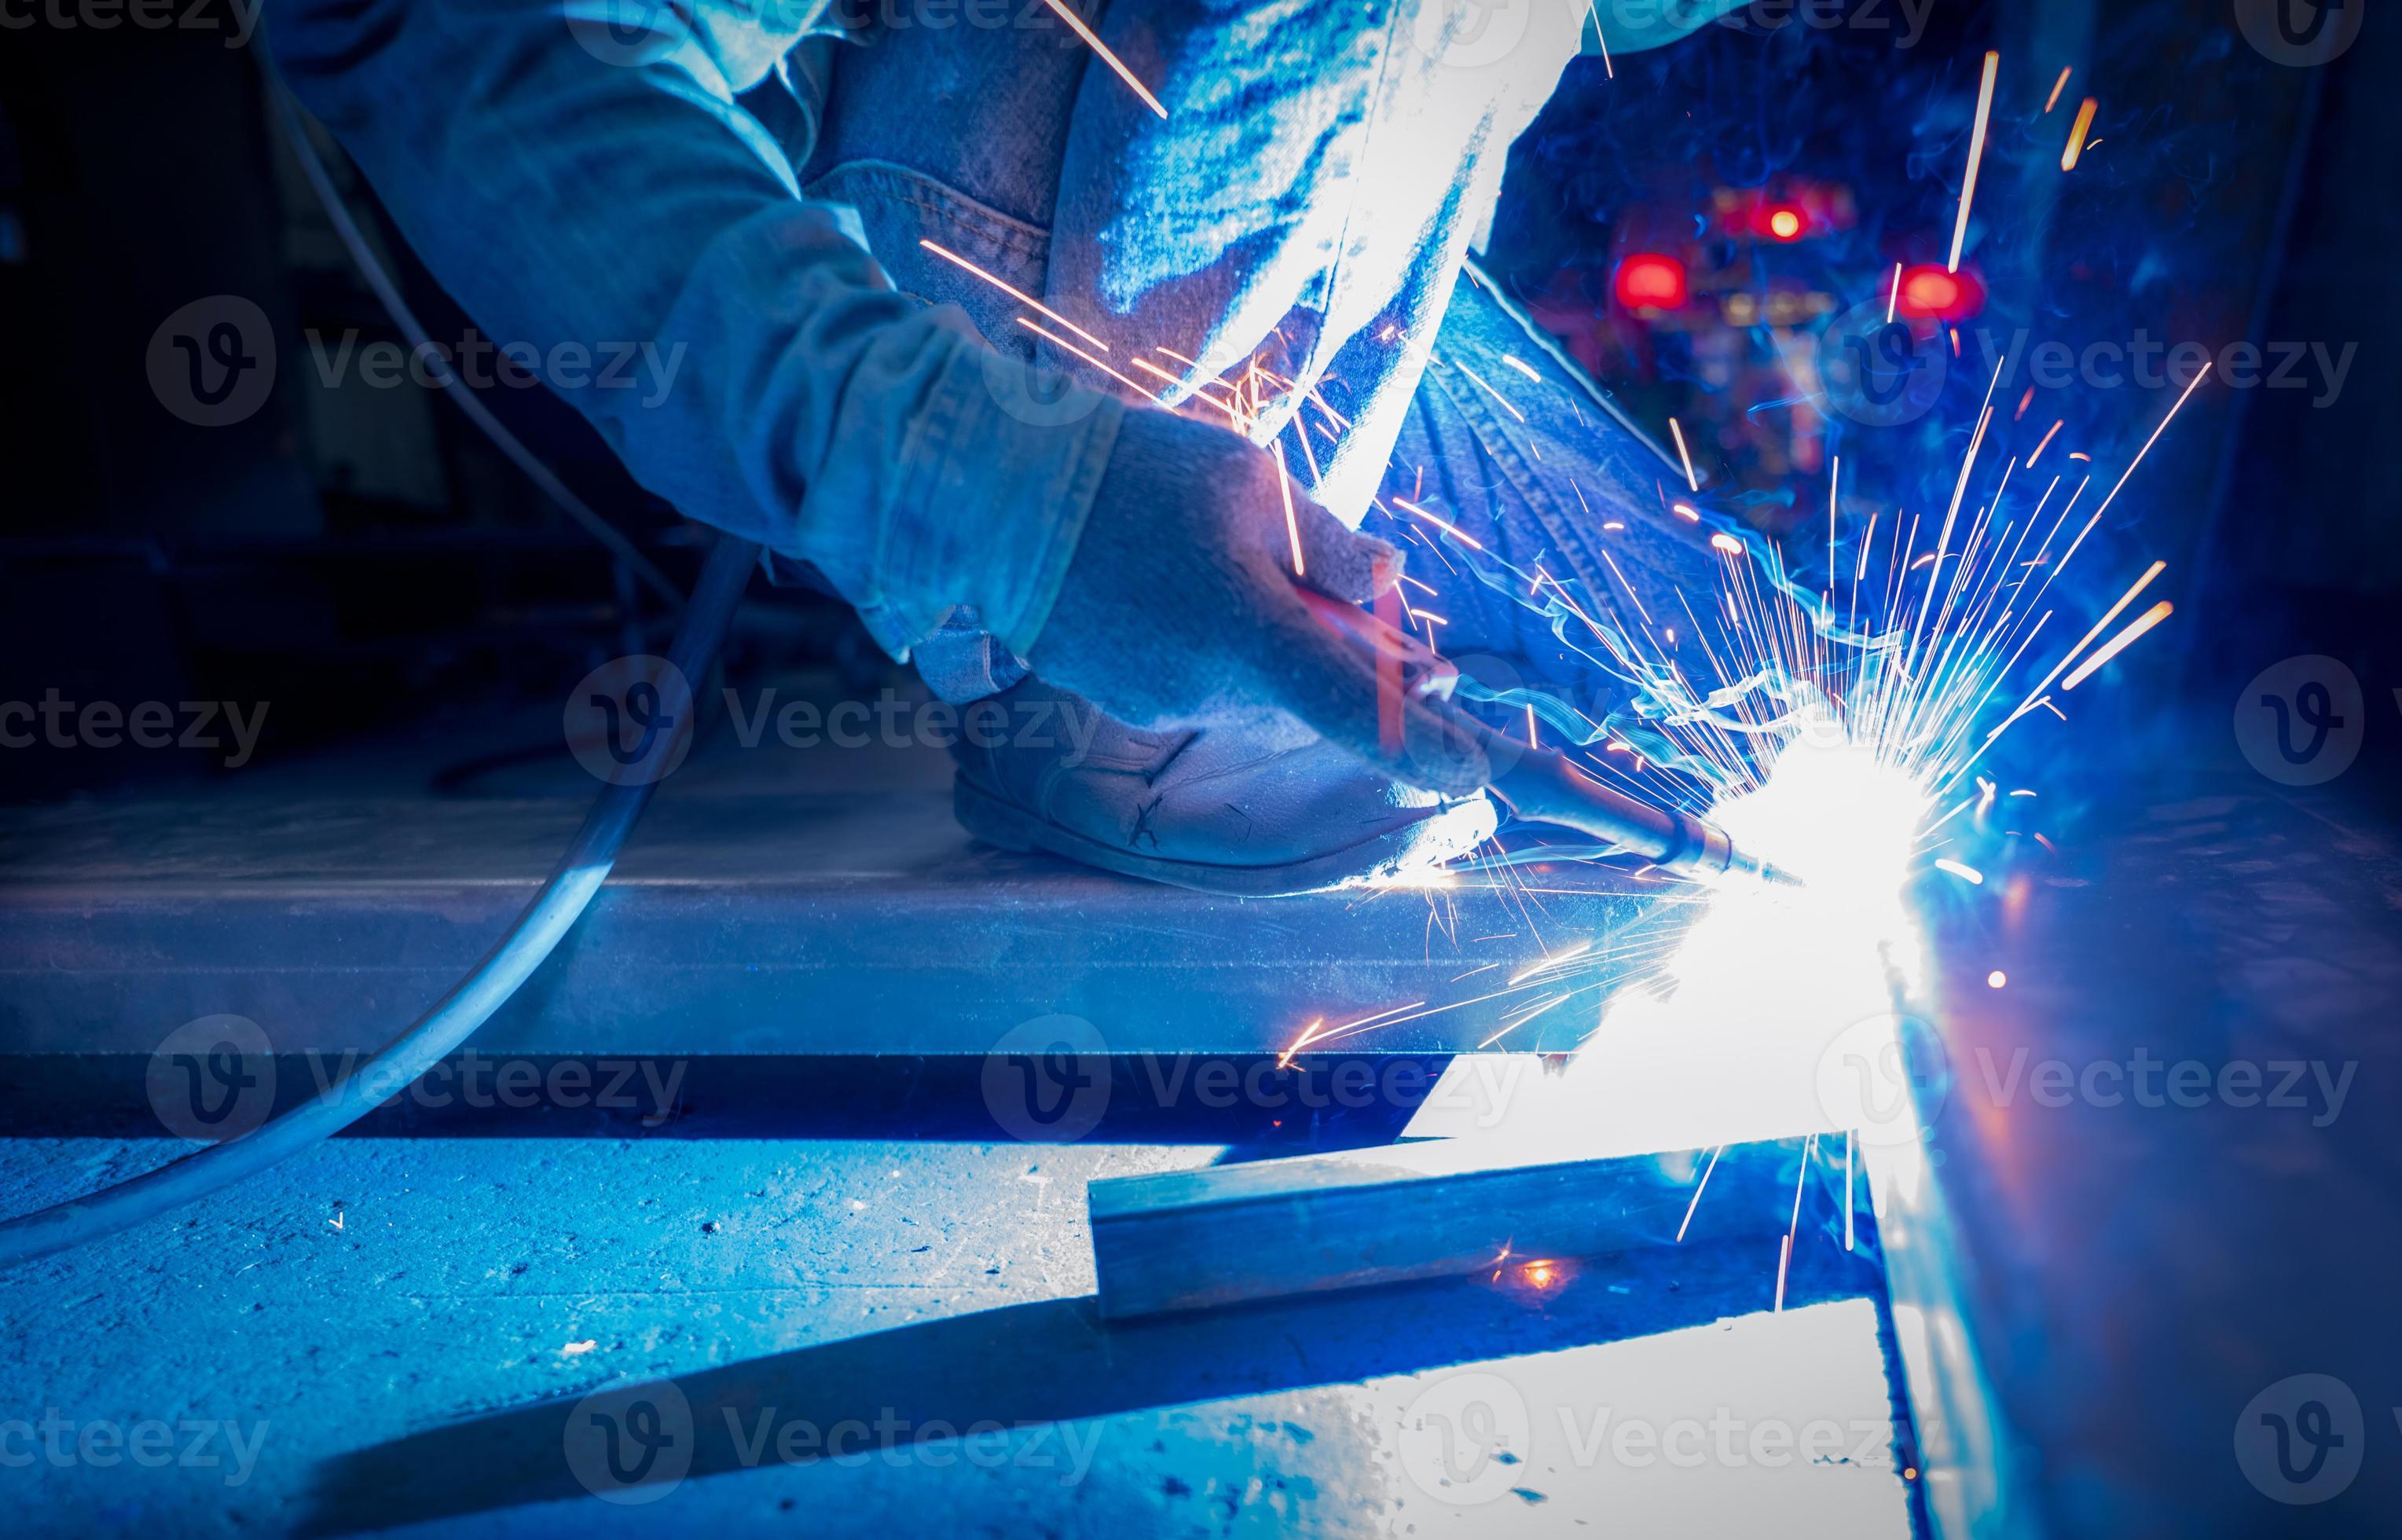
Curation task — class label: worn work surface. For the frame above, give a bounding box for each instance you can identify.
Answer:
[0,688,1667,1060]
[1888,755,2402,1537]
[0,1133,1912,1538]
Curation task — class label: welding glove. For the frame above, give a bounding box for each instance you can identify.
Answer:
[1026,409,1493,798]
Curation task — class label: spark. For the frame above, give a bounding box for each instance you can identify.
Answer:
[2063,600,2173,690]
[1887,262,1903,323]
[1676,1145,1725,1244]
[1934,858,1985,885]
[920,240,1112,353]
[1586,0,1615,78]
[1040,0,1168,119]
[1456,359,1528,424]
[2027,420,2063,466]
[2062,98,2099,172]
[1014,317,1158,402]
[1272,442,1307,577]
[2044,65,2073,112]
[1392,497,1487,551]
[1669,417,1700,492]
[1987,970,2008,988]
[1276,1018,1326,1069]
[1949,52,2001,273]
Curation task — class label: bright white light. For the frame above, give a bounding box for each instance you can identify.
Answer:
[1414,722,1933,1157]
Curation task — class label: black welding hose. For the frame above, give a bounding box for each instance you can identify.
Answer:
[0,533,761,1271]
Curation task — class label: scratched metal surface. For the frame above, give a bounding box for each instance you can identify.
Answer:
[0,734,1664,1059]
[1885,761,2402,1537]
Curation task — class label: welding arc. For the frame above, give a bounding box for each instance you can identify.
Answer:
[0,534,763,1271]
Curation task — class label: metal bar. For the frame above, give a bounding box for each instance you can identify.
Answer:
[1090,1134,1820,1319]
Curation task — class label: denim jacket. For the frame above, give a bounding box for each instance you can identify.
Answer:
[270,0,1591,668]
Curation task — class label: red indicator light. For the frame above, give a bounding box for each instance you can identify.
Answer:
[1895,263,1986,321]
[1614,252,1689,311]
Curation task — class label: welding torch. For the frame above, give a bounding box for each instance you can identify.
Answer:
[1297,588,1801,887]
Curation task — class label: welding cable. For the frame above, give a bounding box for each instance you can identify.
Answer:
[270,81,688,614]
[0,531,763,1270]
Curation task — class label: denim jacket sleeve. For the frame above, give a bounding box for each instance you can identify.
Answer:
[268,0,1120,662]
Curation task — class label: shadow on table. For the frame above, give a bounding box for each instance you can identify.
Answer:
[301,1226,1887,1534]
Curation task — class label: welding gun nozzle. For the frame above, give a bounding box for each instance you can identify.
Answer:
[1491,750,1804,889]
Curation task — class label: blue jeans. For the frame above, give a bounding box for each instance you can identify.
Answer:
[273,0,1703,726]
[790,10,1719,714]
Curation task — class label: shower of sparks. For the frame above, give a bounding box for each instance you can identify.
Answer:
[1949,51,2001,273]
[1040,0,1168,119]
[2062,97,2100,171]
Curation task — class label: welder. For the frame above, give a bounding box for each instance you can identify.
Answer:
[269,0,1747,893]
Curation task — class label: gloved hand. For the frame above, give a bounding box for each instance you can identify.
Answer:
[1026,409,1493,797]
